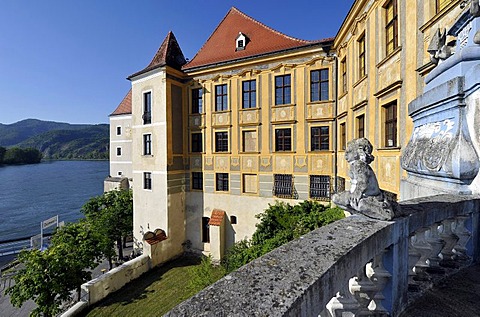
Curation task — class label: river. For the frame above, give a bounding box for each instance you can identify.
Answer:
[0,160,109,242]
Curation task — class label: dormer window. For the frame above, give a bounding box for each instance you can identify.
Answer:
[236,32,248,51]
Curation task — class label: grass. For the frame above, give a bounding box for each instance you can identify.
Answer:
[81,256,204,317]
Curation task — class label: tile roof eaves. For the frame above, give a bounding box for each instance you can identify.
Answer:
[109,111,132,117]
[183,40,332,72]
[127,63,167,80]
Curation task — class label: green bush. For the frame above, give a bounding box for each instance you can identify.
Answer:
[222,201,344,273]
[188,255,226,291]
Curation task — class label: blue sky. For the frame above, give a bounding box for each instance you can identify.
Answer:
[0,1,354,125]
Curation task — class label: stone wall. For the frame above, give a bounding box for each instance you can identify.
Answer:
[166,195,480,316]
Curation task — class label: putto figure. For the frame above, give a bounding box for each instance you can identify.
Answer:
[332,138,396,221]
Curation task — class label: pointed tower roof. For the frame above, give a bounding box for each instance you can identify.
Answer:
[183,7,330,71]
[128,31,186,79]
[110,89,132,116]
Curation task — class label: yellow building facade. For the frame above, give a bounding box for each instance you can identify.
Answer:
[110,2,470,260]
[334,0,466,199]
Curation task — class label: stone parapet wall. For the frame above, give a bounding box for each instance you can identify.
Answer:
[166,195,480,316]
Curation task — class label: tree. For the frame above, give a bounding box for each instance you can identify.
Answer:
[50,220,106,299]
[2,147,42,164]
[0,146,5,163]
[6,248,75,317]
[82,189,133,268]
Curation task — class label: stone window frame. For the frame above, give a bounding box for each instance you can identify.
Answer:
[242,173,258,195]
[143,90,152,125]
[339,121,347,151]
[242,79,257,109]
[215,84,228,112]
[191,172,203,191]
[191,132,203,153]
[310,68,330,102]
[274,74,292,105]
[273,174,294,199]
[274,127,292,152]
[383,101,398,148]
[241,128,259,153]
[143,133,152,156]
[358,33,366,79]
[340,57,347,95]
[215,173,229,192]
[191,87,203,114]
[143,172,152,190]
[214,130,229,153]
[384,0,399,56]
[310,125,330,152]
[116,126,122,136]
[356,114,365,139]
[309,175,331,200]
[116,146,122,157]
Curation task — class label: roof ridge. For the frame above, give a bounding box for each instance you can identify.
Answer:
[184,7,236,66]
[232,7,312,44]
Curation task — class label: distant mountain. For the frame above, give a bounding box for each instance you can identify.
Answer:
[0,119,109,160]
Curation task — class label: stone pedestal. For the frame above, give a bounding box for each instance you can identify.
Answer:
[401,9,480,200]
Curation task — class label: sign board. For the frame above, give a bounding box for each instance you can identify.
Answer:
[42,216,58,230]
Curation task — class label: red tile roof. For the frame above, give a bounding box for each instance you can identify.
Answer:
[110,89,132,116]
[144,229,168,245]
[183,7,331,71]
[128,31,186,79]
[209,209,226,226]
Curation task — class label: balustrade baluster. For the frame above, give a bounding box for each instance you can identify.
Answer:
[425,222,446,274]
[411,228,432,281]
[349,265,377,316]
[365,251,391,315]
[452,215,471,261]
[439,218,460,268]
[408,235,421,291]
[325,283,359,317]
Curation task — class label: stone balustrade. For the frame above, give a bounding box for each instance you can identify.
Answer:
[165,195,480,316]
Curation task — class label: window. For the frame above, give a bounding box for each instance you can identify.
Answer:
[384,102,397,147]
[143,92,152,124]
[310,175,331,200]
[242,80,256,109]
[311,126,329,151]
[385,0,398,56]
[116,147,122,156]
[201,217,210,243]
[311,69,329,102]
[230,216,237,224]
[116,126,122,135]
[275,128,292,151]
[192,172,203,190]
[215,84,228,111]
[215,131,228,152]
[143,172,152,190]
[242,130,257,152]
[340,58,347,94]
[216,173,229,191]
[273,174,294,198]
[243,174,258,194]
[340,122,346,151]
[358,35,366,78]
[143,134,152,155]
[192,88,203,113]
[436,0,449,13]
[275,75,291,105]
[191,133,202,153]
[118,171,123,176]
[356,115,365,138]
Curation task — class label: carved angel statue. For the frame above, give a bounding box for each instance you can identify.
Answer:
[332,138,396,221]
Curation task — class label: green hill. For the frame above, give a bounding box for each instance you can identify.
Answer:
[0,119,109,160]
